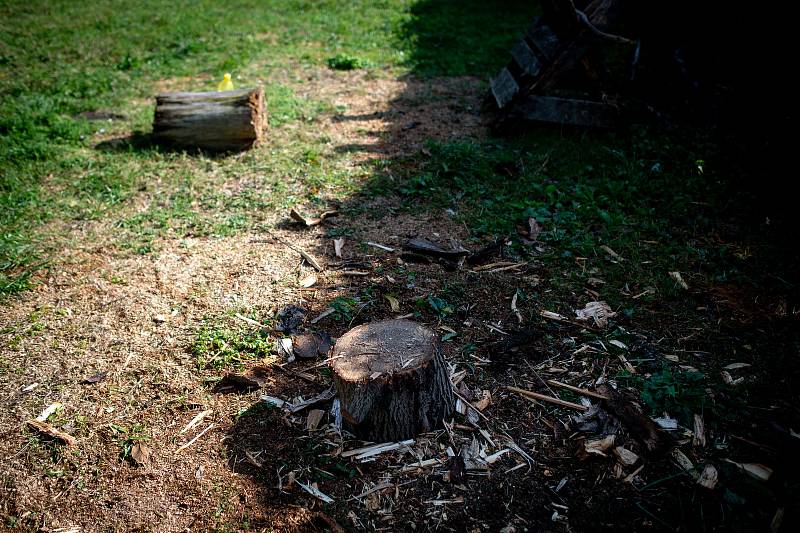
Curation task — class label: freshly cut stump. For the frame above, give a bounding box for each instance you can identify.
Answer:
[332,319,454,442]
[152,87,265,152]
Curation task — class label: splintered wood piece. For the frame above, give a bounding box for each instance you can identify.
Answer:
[153,87,265,152]
[332,319,454,442]
[26,420,76,446]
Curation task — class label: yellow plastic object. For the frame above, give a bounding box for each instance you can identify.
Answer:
[217,73,234,91]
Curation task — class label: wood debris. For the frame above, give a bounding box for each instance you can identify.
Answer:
[669,271,689,290]
[25,420,76,446]
[511,290,523,323]
[693,414,706,447]
[547,379,608,400]
[286,387,336,413]
[341,439,415,461]
[261,395,286,408]
[403,237,470,261]
[613,446,639,466]
[333,238,344,258]
[36,402,63,422]
[600,245,623,261]
[310,307,335,324]
[723,459,773,482]
[507,386,588,412]
[297,480,334,503]
[289,207,338,226]
[697,464,718,489]
[366,241,395,252]
[299,273,318,288]
[577,435,616,459]
[306,409,325,431]
[179,409,213,435]
[575,301,616,328]
[623,464,644,484]
[384,294,400,312]
[176,423,215,453]
[616,353,637,374]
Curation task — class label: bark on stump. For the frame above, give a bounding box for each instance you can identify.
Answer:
[332,319,454,442]
[152,87,265,152]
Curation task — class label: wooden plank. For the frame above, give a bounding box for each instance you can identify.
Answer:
[526,22,560,60]
[514,95,618,128]
[511,40,541,78]
[490,67,519,109]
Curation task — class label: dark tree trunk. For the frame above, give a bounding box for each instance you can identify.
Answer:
[332,319,454,442]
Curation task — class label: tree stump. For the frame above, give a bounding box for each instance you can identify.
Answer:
[331,319,454,442]
[152,87,265,152]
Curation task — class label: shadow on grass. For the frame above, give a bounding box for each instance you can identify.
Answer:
[220,1,797,529]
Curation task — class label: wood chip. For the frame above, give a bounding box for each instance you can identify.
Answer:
[578,435,616,458]
[36,402,63,422]
[613,446,639,466]
[299,273,318,288]
[623,464,644,483]
[697,464,718,489]
[669,271,689,290]
[474,390,492,411]
[724,362,751,370]
[234,313,269,329]
[296,247,323,271]
[384,294,400,312]
[693,414,706,448]
[179,409,213,435]
[511,291,523,323]
[176,423,215,453]
[306,409,325,431]
[341,270,370,276]
[290,208,338,227]
[575,301,616,328]
[297,480,334,503]
[310,308,335,324]
[723,459,773,482]
[334,238,344,258]
[366,241,395,252]
[341,439,415,460]
[600,245,623,261]
[261,396,286,408]
[25,420,76,446]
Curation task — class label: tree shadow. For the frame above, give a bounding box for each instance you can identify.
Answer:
[222,0,800,531]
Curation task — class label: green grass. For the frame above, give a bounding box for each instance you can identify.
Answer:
[1,0,540,298]
[192,320,272,370]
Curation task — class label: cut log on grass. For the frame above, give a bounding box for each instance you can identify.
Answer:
[153,87,265,152]
[331,319,454,442]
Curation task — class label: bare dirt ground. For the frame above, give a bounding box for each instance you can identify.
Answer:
[2,67,798,532]
[0,70,493,531]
